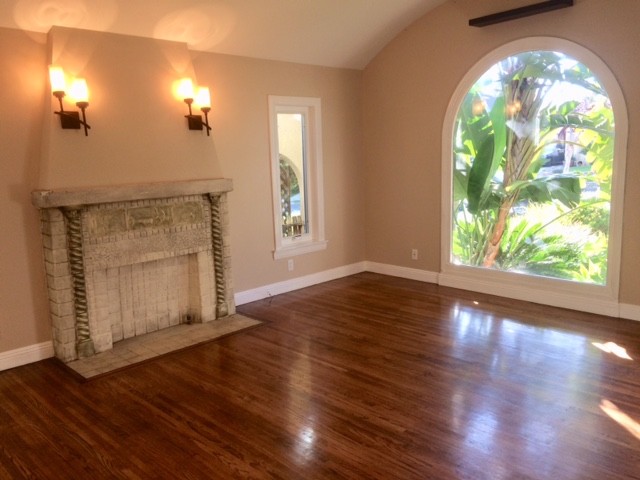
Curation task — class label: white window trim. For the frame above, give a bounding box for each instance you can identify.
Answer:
[269,95,327,260]
[440,37,628,314]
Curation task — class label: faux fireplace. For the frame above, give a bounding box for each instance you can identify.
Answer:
[31,179,235,363]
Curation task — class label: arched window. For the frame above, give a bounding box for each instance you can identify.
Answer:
[441,38,627,315]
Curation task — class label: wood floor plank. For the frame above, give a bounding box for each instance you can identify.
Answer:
[1,272,639,479]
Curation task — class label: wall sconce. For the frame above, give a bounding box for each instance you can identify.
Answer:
[178,78,212,136]
[49,66,91,136]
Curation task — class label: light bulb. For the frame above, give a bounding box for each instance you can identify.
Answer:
[177,78,195,101]
[69,78,89,104]
[195,87,211,109]
[49,66,66,93]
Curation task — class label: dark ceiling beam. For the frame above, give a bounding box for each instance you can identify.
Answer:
[469,0,574,27]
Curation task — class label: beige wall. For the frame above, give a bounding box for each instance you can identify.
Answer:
[41,26,222,189]
[0,27,365,356]
[192,52,365,291]
[0,28,51,353]
[363,0,640,304]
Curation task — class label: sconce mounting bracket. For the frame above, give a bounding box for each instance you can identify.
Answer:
[186,114,204,131]
[55,111,82,130]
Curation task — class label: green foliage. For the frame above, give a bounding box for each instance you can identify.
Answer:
[452,208,494,266]
[453,206,609,284]
[511,175,581,208]
[452,49,614,284]
[495,216,583,280]
[572,233,608,284]
[567,202,610,235]
[466,97,507,214]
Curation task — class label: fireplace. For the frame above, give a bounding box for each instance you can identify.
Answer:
[32,179,235,363]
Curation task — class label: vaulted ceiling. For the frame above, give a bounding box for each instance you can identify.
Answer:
[0,0,447,69]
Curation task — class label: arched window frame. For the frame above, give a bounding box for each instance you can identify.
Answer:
[440,37,628,316]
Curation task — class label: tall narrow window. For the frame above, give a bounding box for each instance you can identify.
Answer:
[269,96,326,259]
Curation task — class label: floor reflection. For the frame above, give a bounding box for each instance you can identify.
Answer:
[592,341,633,360]
[295,424,317,460]
[448,300,604,476]
[600,399,640,440]
[287,337,317,465]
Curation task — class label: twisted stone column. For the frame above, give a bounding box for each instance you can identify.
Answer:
[208,194,228,317]
[62,207,95,358]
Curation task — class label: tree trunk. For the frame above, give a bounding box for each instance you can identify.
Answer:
[482,197,515,268]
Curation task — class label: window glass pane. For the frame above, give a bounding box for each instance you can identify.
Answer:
[452,51,614,285]
[277,113,308,238]
[269,95,325,259]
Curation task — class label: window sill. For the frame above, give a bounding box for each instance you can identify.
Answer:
[273,240,328,259]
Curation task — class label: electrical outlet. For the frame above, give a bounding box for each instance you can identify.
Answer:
[411,249,418,260]
[287,259,294,271]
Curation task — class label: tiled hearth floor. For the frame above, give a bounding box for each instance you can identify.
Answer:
[64,314,261,380]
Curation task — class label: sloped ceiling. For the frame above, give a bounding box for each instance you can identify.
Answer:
[0,0,447,69]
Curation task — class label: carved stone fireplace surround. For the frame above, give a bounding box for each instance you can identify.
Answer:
[31,179,235,364]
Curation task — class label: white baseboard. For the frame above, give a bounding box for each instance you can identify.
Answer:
[234,261,367,305]
[364,262,439,283]
[364,265,640,321]
[235,258,640,321]
[0,341,54,372]
[439,272,621,318]
[619,303,640,322]
[234,261,442,306]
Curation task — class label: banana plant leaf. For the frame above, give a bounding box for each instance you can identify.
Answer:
[508,175,582,208]
[466,97,506,213]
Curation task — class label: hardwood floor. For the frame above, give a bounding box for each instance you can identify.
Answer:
[1,272,639,479]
